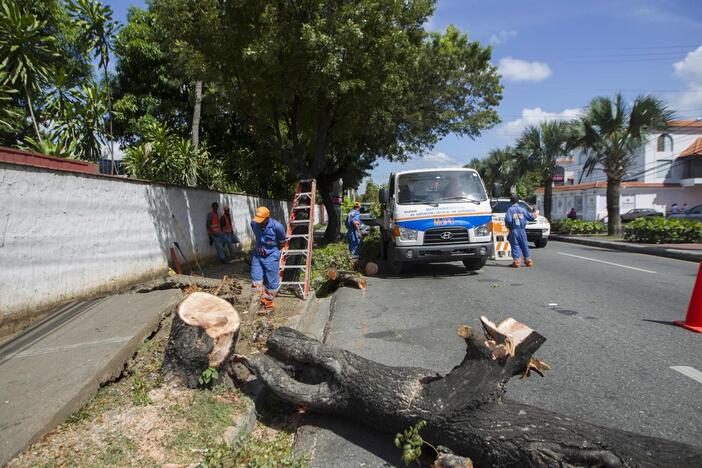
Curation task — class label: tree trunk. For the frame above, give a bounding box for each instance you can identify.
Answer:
[606,176,622,236]
[24,83,43,145]
[162,292,240,388]
[543,176,553,220]
[104,63,115,173]
[241,322,702,467]
[319,175,340,243]
[191,80,203,154]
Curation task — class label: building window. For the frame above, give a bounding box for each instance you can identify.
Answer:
[657,134,673,152]
[567,178,574,185]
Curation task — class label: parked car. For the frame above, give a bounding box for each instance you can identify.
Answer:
[620,208,663,223]
[490,198,551,248]
[358,203,376,224]
[668,204,702,222]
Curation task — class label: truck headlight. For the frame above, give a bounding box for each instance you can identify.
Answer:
[399,226,418,240]
[474,222,490,237]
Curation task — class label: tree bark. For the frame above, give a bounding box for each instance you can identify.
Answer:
[103,63,115,172]
[319,175,340,243]
[241,321,702,467]
[162,292,240,388]
[543,175,553,220]
[606,176,622,236]
[191,80,203,155]
[24,83,43,145]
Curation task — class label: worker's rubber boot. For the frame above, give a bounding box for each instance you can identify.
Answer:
[525,258,534,268]
[511,259,521,268]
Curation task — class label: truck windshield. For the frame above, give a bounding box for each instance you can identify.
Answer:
[396,171,487,205]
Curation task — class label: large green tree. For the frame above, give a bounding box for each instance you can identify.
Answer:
[0,0,59,143]
[579,94,673,235]
[217,0,502,241]
[67,0,119,171]
[517,120,579,220]
[149,0,221,155]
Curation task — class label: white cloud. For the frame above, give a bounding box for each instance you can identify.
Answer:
[498,58,552,82]
[497,107,583,142]
[490,30,517,45]
[421,151,461,166]
[671,46,702,117]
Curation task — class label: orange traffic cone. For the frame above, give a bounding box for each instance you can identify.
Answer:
[675,262,702,333]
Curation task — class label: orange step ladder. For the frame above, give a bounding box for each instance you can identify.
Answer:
[279,179,316,298]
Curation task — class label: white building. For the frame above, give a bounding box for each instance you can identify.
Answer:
[536,120,702,220]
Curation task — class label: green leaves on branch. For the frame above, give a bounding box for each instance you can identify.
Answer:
[623,217,702,244]
[394,420,437,466]
[124,121,230,191]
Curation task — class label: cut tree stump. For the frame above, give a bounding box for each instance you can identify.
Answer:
[240,317,702,467]
[162,292,240,388]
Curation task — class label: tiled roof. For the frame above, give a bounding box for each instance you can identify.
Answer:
[534,181,680,193]
[668,120,702,128]
[678,137,702,158]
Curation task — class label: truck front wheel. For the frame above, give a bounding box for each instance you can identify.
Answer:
[463,257,487,271]
[388,245,406,275]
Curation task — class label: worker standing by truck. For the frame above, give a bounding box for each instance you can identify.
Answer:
[345,201,363,266]
[504,194,538,268]
[249,206,287,313]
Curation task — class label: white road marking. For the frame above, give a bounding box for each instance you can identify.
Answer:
[557,252,657,274]
[671,366,702,384]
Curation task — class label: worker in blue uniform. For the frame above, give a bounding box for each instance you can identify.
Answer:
[504,194,538,268]
[250,206,287,313]
[345,202,363,265]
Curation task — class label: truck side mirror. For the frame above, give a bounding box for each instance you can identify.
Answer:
[379,188,388,204]
[492,183,502,197]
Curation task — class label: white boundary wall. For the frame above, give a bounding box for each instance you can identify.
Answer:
[0,162,323,333]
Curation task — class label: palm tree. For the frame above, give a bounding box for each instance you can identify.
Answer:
[517,121,579,220]
[0,1,59,143]
[579,94,674,235]
[479,147,529,197]
[67,0,119,172]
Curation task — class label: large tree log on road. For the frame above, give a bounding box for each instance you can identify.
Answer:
[240,319,702,467]
[162,292,240,388]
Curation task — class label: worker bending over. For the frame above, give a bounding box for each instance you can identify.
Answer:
[250,206,286,313]
[504,194,537,268]
[345,202,363,265]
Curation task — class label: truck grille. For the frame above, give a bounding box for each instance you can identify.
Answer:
[423,227,469,245]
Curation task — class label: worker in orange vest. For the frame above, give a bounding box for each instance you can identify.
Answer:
[206,202,235,263]
[220,206,240,256]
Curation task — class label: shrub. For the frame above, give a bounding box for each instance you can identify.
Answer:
[623,217,702,244]
[551,219,607,235]
[310,241,354,285]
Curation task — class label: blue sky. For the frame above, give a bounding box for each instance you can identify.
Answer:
[105,0,702,187]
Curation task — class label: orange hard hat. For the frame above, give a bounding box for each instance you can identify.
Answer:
[253,206,270,223]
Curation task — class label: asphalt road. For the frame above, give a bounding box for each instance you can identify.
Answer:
[294,241,702,467]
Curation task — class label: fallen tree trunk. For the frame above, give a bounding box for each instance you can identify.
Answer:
[162,292,240,388]
[325,268,367,289]
[240,319,702,467]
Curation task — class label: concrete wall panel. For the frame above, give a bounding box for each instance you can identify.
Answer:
[0,163,324,336]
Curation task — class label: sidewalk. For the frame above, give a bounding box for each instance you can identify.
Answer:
[550,234,702,262]
[0,289,183,466]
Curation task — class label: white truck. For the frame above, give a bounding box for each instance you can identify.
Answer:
[378,168,493,274]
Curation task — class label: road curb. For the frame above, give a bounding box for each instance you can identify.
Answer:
[550,234,702,263]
